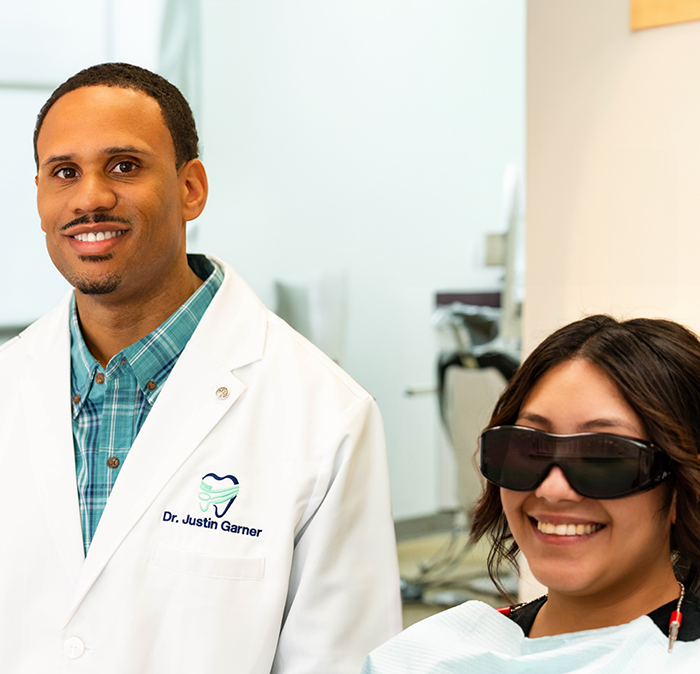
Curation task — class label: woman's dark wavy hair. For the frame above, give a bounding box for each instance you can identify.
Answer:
[470,315,700,598]
[34,62,198,170]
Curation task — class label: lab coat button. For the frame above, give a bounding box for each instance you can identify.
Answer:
[64,637,85,658]
[216,386,229,400]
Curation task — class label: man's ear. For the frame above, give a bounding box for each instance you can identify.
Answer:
[36,174,48,234]
[180,159,208,222]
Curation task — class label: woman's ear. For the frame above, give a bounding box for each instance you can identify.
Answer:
[670,489,677,525]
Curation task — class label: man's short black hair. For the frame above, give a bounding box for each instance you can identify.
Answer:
[34,62,199,170]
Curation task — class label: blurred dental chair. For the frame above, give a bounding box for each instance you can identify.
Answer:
[442,364,507,515]
[401,305,519,604]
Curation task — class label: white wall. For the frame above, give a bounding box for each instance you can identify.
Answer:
[526,0,700,353]
[522,0,700,601]
[195,0,525,520]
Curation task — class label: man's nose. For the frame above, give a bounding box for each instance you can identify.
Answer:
[533,465,583,502]
[68,173,118,213]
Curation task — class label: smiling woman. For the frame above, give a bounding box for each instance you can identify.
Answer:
[363,315,700,673]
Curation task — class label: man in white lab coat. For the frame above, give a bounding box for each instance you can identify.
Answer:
[0,63,401,672]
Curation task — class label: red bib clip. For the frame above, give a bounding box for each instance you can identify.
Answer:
[668,609,683,653]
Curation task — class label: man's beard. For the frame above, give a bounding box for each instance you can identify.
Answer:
[72,254,122,295]
[56,214,132,295]
[74,276,122,295]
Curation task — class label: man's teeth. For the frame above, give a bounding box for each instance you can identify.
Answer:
[536,520,603,536]
[73,230,125,242]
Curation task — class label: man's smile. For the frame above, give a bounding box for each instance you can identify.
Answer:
[63,223,131,258]
[72,230,126,242]
[59,215,133,253]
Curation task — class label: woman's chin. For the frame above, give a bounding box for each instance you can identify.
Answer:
[527,563,594,596]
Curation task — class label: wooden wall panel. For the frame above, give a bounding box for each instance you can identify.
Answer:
[631,0,700,30]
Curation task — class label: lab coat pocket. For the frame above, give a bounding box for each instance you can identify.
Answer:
[151,540,265,580]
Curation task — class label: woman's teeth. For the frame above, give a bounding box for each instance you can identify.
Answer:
[73,230,125,242]
[536,520,603,536]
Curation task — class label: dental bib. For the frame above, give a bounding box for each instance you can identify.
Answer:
[362,600,700,673]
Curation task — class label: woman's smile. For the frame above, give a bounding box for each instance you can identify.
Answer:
[531,517,605,537]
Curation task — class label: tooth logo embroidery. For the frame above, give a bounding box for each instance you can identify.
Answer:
[198,473,240,518]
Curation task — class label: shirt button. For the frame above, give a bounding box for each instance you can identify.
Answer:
[73,394,81,404]
[146,380,157,391]
[95,372,105,384]
[64,636,85,658]
[107,457,120,469]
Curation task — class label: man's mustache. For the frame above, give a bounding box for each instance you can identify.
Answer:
[59,213,132,231]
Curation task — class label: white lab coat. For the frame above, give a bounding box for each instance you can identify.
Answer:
[0,258,402,673]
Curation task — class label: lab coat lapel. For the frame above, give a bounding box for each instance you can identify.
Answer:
[20,296,85,587]
[65,261,268,624]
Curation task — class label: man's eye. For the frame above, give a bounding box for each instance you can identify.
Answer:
[113,161,137,174]
[55,167,77,179]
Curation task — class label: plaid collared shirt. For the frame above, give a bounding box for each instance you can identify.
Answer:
[70,255,224,555]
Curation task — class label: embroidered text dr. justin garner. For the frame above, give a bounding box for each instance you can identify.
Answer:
[162,511,263,537]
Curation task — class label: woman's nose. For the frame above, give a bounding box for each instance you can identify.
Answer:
[533,465,583,502]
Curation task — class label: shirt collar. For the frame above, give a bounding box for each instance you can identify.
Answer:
[70,254,223,411]
[122,255,222,403]
[69,300,100,417]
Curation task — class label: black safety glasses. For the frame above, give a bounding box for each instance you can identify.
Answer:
[480,425,672,499]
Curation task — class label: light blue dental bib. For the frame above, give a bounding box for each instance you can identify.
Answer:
[362,600,700,673]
